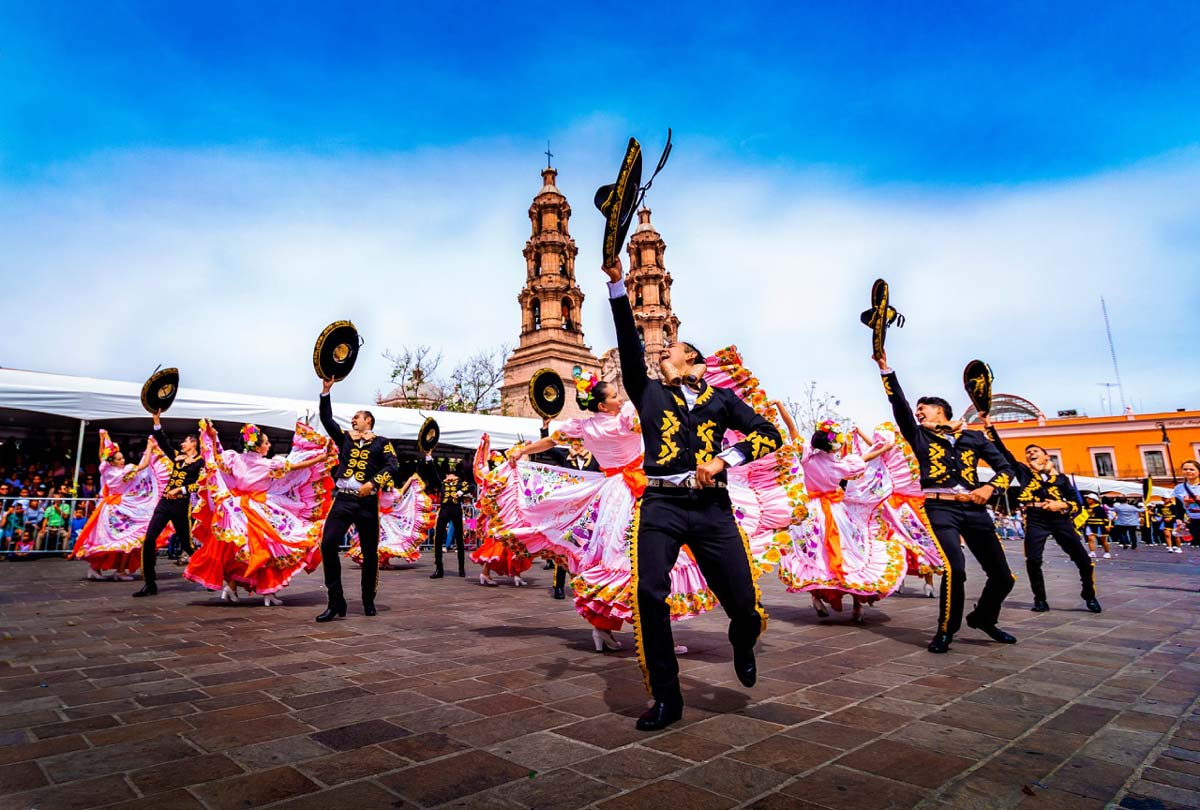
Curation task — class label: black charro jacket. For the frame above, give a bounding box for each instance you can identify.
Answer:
[881,370,1015,493]
[611,293,781,481]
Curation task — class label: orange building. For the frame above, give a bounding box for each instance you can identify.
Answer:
[966,394,1200,483]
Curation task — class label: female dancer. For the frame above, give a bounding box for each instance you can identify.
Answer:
[470,438,533,588]
[493,371,717,652]
[71,430,172,581]
[773,410,903,622]
[346,470,436,568]
[861,424,943,598]
[185,421,334,605]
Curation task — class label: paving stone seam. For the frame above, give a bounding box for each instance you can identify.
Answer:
[1108,691,1200,808]
[914,630,1197,807]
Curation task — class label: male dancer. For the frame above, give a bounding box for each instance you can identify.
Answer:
[426,458,474,579]
[605,258,782,732]
[133,411,203,597]
[982,417,1102,614]
[537,416,601,599]
[317,378,397,621]
[875,351,1018,653]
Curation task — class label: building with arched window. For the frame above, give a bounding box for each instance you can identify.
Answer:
[500,167,601,418]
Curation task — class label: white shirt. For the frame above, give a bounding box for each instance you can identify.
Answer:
[609,278,745,482]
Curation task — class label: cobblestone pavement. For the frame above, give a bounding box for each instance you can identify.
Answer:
[1,545,1198,810]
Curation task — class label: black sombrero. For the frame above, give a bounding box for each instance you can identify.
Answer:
[417,417,440,455]
[963,359,994,416]
[528,368,566,419]
[594,129,672,268]
[313,320,363,381]
[860,278,905,362]
[141,367,180,414]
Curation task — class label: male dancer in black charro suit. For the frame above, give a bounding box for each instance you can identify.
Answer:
[603,258,782,732]
[316,378,398,621]
[875,351,1019,653]
[133,411,204,597]
[981,416,1102,615]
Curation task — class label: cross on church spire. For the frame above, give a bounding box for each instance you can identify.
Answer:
[545,140,554,168]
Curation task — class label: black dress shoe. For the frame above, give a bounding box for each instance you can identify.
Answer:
[1031,599,1050,612]
[635,700,683,731]
[429,569,444,579]
[315,600,347,623]
[543,559,555,570]
[927,631,953,653]
[552,586,565,600]
[458,569,465,577]
[733,646,757,688]
[363,603,377,616]
[132,583,157,597]
[1085,597,1102,614]
[966,613,1017,643]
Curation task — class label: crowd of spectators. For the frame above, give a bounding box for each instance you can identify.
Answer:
[1,437,98,556]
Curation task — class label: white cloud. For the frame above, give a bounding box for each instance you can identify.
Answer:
[1,136,1196,428]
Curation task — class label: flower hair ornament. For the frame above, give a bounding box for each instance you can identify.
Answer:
[573,366,601,408]
[241,423,264,450]
[815,419,847,449]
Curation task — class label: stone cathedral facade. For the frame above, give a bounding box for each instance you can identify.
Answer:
[500,165,680,418]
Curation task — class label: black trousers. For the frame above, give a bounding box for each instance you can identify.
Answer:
[1190,519,1200,548]
[1113,525,1139,548]
[925,502,1014,635]
[321,494,379,604]
[142,498,191,584]
[1024,514,1096,602]
[554,565,567,590]
[434,503,465,574]
[634,489,765,705]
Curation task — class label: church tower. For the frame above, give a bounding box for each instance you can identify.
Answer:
[599,206,682,389]
[624,207,681,377]
[500,166,601,418]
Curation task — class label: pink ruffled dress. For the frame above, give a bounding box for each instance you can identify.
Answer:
[70,430,173,574]
[185,421,333,595]
[477,401,716,630]
[776,442,905,606]
[346,474,435,566]
[868,424,945,577]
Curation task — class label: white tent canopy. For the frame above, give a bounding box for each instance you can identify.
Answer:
[0,367,547,450]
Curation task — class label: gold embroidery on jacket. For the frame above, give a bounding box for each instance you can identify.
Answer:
[657,412,681,465]
[695,420,717,465]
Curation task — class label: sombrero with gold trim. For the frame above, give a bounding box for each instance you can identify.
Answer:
[417,417,440,455]
[594,138,642,269]
[528,368,566,419]
[860,278,905,361]
[141,367,180,414]
[313,320,362,381]
[594,129,673,269]
[963,359,994,416]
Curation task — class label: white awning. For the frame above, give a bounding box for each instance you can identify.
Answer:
[0,367,547,450]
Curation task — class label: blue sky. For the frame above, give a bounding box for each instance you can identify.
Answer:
[5,2,1199,182]
[1,2,1197,423]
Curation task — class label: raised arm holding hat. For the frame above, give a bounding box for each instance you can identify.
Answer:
[874,349,1018,654]
[982,415,1101,615]
[315,377,397,622]
[604,256,781,732]
[133,411,204,597]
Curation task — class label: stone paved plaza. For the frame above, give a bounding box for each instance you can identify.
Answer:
[2,545,1199,810]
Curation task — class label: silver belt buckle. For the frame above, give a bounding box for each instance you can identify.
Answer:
[683,475,699,489]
